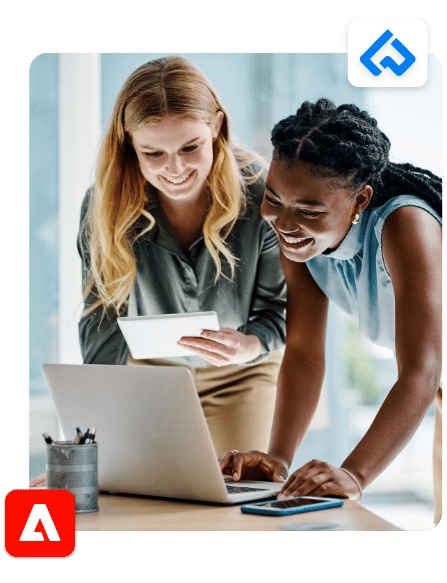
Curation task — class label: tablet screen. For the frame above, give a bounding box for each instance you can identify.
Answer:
[118,311,220,359]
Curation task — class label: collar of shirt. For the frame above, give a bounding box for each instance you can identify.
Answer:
[134,184,205,259]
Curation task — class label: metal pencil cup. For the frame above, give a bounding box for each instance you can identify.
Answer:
[46,441,98,513]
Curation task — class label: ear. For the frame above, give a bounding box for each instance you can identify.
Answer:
[212,111,224,140]
[353,184,373,217]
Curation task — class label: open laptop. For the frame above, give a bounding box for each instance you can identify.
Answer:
[42,364,283,504]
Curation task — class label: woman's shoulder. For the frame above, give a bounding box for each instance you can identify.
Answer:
[244,164,267,195]
[238,157,267,205]
[80,186,94,221]
[237,169,265,221]
[234,146,267,185]
[370,195,441,226]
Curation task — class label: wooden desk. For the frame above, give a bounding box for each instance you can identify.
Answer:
[76,493,401,531]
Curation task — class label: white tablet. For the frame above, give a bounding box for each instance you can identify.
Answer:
[117,311,220,359]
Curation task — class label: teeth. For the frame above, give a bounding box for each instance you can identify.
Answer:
[162,172,191,185]
[280,233,306,244]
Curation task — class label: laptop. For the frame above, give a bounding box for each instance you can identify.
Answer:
[41,364,283,504]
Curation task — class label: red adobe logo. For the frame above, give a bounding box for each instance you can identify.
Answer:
[5,490,76,558]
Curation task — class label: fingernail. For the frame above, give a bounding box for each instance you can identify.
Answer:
[233,472,239,480]
[277,493,284,499]
[280,474,286,480]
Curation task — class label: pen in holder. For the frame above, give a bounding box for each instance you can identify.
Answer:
[46,441,99,513]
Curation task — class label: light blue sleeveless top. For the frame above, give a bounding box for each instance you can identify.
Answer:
[306,195,441,351]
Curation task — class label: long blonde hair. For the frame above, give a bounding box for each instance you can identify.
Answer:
[82,56,263,317]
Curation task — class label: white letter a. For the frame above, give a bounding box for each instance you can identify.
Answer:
[20,504,61,541]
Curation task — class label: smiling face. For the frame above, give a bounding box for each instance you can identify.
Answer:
[132,113,223,206]
[261,158,372,262]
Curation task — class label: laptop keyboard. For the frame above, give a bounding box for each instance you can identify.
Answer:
[226,485,268,494]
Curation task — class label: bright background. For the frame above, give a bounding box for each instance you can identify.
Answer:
[29,52,441,531]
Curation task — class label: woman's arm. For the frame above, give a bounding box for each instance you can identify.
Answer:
[277,206,442,499]
[267,255,329,465]
[219,255,329,478]
[77,189,129,365]
[236,219,288,357]
[78,307,129,365]
[339,206,441,487]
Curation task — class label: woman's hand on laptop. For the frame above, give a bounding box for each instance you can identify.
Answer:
[177,328,262,366]
[275,460,358,500]
[218,450,288,482]
[30,472,47,488]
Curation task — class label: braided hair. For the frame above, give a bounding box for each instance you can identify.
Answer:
[271,98,442,216]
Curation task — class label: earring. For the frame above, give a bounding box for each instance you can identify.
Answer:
[352,213,360,225]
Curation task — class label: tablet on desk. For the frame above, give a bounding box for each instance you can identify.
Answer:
[118,311,220,359]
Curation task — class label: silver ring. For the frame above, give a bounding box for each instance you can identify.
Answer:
[231,450,239,453]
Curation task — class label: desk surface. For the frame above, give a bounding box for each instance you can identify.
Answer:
[76,493,401,531]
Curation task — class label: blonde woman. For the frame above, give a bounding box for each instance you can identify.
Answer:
[77,56,286,457]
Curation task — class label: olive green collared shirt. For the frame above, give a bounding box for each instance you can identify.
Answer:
[78,173,287,367]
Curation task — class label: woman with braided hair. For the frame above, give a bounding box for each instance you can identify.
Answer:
[219,98,442,523]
